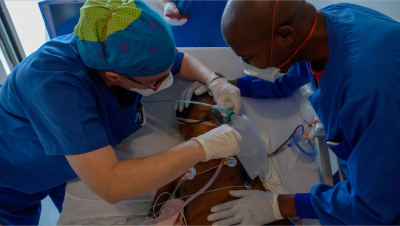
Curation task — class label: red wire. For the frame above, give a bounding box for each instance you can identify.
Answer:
[269,0,277,68]
[104,11,114,53]
[277,14,318,69]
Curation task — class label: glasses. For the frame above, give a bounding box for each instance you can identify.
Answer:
[125,73,169,91]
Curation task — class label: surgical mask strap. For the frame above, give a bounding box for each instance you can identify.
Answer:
[177,117,217,127]
[269,1,318,69]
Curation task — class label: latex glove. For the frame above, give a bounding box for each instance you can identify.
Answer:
[175,81,212,112]
[207,190,283,226]
[208,78,241,117]
[192,124,242,162]
[164,2,188,26]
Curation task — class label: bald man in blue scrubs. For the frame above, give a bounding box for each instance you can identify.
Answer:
[207,0,400,225]
[154,0,228,47]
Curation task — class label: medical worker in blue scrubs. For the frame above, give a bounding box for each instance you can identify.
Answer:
[205,0,400,225]
[0,0,242,225]
[153,0,228,47]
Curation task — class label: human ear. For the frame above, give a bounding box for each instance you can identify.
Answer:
[179,125,187,136]
[275,25,296,48]
[104,71,121,83]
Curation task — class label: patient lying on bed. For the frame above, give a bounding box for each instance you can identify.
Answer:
[149,94,290,225]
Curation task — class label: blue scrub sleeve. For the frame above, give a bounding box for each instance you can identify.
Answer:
[171,50,184,75]
[236,62,311,98]
[295,193,318,219]
[25,75,109,156]
[310,92,400,225]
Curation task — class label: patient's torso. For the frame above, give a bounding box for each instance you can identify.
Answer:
[172,157,265,225]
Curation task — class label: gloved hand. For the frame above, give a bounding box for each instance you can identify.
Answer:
[164,2,188,26]
[208,77,241,117]
[175,81,212,112]
[176,74,242,117]
[207,190,283,226]
[192,124,242,162]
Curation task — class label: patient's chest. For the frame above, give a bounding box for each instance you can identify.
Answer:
[172,158,253,225]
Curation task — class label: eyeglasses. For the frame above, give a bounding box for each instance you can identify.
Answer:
[125,73,169,91]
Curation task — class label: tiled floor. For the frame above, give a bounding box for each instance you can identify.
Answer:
[39,196,60,226]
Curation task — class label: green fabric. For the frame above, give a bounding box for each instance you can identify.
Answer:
[74,0,141,42]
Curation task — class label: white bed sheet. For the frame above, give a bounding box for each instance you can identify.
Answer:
[58,48,321,225]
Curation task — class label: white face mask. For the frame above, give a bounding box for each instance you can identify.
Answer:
[129,72,174,96]
[241,58,288,83]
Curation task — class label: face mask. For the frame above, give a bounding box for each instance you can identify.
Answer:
[241,0,318,83]
[129,72,173,96]
[241,58,288,83]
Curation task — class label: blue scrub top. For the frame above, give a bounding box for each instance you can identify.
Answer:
[170,0,228,47]
[237,3,400,225]
[0,33,184,194]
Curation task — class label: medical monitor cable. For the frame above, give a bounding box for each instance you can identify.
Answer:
[144,158,226,225]
[268,125,304,158]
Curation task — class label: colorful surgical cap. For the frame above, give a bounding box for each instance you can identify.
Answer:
[74,0,176,77]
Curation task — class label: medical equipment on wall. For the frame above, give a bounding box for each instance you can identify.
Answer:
[268,125,317,159]
[300,90,325,139]
[143,99,268,179]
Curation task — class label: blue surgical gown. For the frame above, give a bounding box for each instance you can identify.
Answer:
[236,3,400,225]
[0,33,184,194]
[170,0,228,47]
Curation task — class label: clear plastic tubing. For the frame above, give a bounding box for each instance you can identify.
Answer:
[142,100,231,116]
[145,158,226,225]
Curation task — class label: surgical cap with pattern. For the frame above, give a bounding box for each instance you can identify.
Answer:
[74,0,176,77]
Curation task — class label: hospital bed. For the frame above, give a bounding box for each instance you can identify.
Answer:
[58,47,334,225]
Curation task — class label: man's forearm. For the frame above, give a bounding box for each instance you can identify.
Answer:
[153,0,171,9]
[174,53,213,85]
[228,80,238,87]
[278,194,298,218]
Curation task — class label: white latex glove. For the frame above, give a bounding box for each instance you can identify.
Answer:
[207,190,283,226]
[192,124,242,162]
[175,81,212,112]
[208,77,241,117]
[164,2,188,26]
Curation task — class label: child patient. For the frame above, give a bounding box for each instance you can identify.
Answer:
[149,94,289,225]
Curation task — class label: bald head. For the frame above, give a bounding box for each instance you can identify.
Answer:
[222,1,304,45]
[221,0,318,71]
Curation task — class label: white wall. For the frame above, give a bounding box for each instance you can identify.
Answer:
[308,0,400,22]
